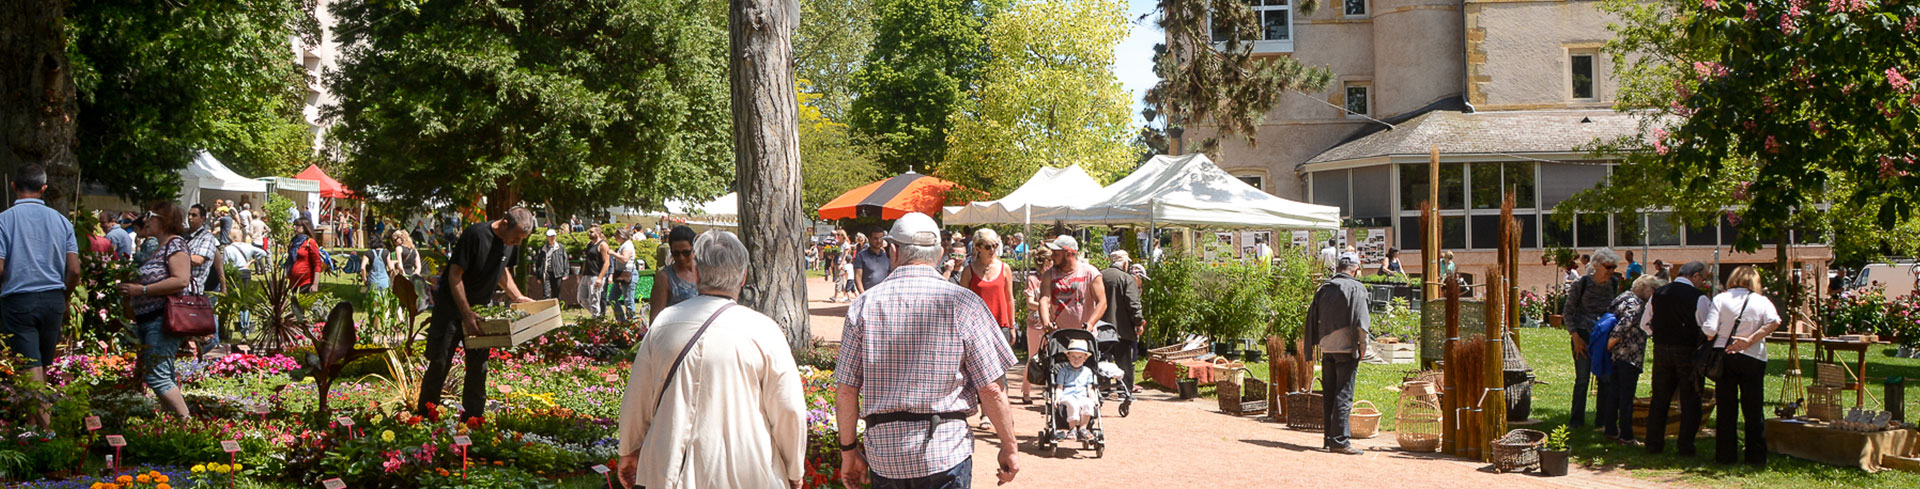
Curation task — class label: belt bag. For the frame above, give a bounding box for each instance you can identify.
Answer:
[865,411,972,440]
[165,293,217,337]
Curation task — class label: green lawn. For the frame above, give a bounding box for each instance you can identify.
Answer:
[1135,328,1920,488]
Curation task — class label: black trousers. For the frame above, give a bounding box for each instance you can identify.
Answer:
[1645,346,1702,455]
[1606,362,1642,440]
[418,309,491,421]
[1716,354,1768,465]
[540,276,563,302]
[1321,353,1358,449]
[1110,337,1138,390]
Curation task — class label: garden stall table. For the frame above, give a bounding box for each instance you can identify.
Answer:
[1817,339,1873,405]
[1146,358,1223,388]
[1765,419,1909,473]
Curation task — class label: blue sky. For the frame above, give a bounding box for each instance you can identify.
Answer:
[1114,0,1162,129]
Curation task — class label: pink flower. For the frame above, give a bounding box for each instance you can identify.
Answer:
[1907,16,1918,33]
[1808,120,1826,136]
[1732,181,1752,201]
[1780,14,1798,34]
[1705,0,1721,9]
[1891,68,1915,93]
[1765,135,1782,154]
[1725,210,1743,227]
[1744,3,1759,21]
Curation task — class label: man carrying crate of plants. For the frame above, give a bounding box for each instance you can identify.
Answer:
[418,206,536,422]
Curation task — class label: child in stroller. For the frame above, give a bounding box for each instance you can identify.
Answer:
[1035,328,1111,457]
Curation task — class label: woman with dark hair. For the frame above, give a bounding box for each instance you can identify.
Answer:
[287,218,325,292]
[115,202,195,417]
[1377,248,1405,277]
[647,225,699,322]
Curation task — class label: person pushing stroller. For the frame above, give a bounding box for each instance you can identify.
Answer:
[1053,339,1099,442]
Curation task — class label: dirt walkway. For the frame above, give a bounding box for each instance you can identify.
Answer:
[806,284,1670,489]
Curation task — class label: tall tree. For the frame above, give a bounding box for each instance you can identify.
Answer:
[939,0,1137,197]
[0,0,79,211]
[794,0,875,122]
[800,86,884,218]
[1561,0,1920,262]
[847,0,1004,174]
[326,0,735,218]
[1146,0,1333,154]
[732,0,810,348]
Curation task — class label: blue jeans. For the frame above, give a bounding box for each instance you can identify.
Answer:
[1607,362,1642,440]
[871,459,971,489]
[0,291,67,368]
[1569,330,1592,427]
[608,279,634,323]
[137,314,186,394]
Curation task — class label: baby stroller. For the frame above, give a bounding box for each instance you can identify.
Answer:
[1034,327,1111,458]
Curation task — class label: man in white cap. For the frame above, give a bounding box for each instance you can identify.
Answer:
[1039,235,1107,332]
[1304,252,1371,455]
[835,212,1019,488]
[532,228,570,302]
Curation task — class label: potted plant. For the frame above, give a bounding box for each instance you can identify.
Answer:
[1175,364,1199,400]
[1540,424,1571,477]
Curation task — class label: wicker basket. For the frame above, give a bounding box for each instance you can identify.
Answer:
[1351,400,1383,439]
[1286,390,1325,431]
[1217,367,1269,416]
[1808,385,1843,421]
[1150,343,1208,362]
[1396,398,1442,452]
[1816,362,1847,388]
[1491,429,1546,473]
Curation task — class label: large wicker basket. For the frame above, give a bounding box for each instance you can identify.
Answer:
[1285,390,1325,431]
[1150,343,1208,362]
[1217,367,1269,416]
[1491,429,1546,473]
[1351,400,1383,439]
[1396,398,1442,452]
[1808,385,1843,421]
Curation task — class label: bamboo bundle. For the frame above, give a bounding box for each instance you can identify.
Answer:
[1454,337,1486,459]
[1482,266,1509,461]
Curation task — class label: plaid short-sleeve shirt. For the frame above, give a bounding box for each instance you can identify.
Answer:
[835,265,1015,479]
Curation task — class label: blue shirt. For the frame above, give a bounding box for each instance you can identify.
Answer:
[1626,262,1644,279]
[106,226,134,256]
[852,247,893,289]
[0,199,78,297]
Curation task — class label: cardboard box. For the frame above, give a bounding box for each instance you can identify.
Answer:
[466,299,564,348]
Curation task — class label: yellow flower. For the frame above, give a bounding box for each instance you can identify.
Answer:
[212,464,231,474]
[371,414,384,424]
[231,463,244,472]
[381,430,395,442]
[191,465,206,474]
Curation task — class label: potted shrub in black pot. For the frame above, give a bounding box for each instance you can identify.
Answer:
[1175,364,1200,399]
[1540,425,1571,476]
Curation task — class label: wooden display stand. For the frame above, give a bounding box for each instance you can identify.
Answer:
[466,299,565,348]
[1145,358,1221,388]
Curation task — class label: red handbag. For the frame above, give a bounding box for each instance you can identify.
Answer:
[164,294,216,337]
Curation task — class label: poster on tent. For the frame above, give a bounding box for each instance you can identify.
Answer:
[1206,232,1235,262]
[1358,228,1390,265]
[1291,230,1310,248]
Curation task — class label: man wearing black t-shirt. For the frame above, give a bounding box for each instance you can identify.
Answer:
[418,207,537,421]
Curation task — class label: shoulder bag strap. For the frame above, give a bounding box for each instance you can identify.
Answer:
[1714,295,1752,348]
[655,302,738,411]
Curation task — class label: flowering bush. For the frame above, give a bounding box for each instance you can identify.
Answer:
[6,467,187,489]
[1519,290,1548,322]
[508,315,644,363]
[799,366,857,489]
[1824,288,1894,337]
[44,353,136,389]
[178,354,301,383]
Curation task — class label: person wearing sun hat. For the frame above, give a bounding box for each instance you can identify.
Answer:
[1052,339,1100,442]
[532,228,569,302]
[1038,235,1107,333]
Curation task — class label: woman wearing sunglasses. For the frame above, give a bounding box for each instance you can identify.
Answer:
[1562,247,1624,430]
[648,225,699,323]
[115,203,195,418]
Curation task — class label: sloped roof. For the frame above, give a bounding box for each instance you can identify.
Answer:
[1303,110,1646,167]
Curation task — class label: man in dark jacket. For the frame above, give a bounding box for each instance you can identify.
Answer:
[1304,253,1370,455]
[532,229,570,301]
[1101,250,1145,393]
[1641,261,1714,456]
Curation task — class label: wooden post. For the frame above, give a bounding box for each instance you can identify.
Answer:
[1483,265,1508,461]
[1425,146,1440,299]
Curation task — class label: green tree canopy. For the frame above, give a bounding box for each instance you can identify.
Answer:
[938,0,1138,197]
[67,0,314,203]
[325,0,735,217]
[800,85,884,219]
[1145,0,1333,154]
[1563,0,1920,261]
[847,0,1006,174]
[795,0,876,122]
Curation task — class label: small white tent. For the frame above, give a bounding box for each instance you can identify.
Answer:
[178,151,267,207]
[658,192,739,228]
[942,165,1106,225]
[1060,154,1341,230]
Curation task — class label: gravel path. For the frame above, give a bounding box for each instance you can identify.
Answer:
[805,283,1671,489]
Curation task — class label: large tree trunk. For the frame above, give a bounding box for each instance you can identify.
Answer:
[0,1,79,213]
[730,0,809,349]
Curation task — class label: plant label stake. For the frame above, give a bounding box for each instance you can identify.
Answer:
[85,416,102,431]
[452,435,472,481]
[592,464,611,489]
[222,440,242,489]
[336,416,355,439]
[105,435,126,471]
[254,404,270,423]
[321,478,346,489]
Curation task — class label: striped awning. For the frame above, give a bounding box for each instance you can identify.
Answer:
[818,173,959,221]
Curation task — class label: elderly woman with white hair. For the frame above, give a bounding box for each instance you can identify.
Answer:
[1562,247,1625,429]
[1602,274,1665,446]
[616,230,806,489]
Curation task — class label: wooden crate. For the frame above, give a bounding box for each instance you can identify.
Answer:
[466,299,565,348]
[1374,341,1416,364]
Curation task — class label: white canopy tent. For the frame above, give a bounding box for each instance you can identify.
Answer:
[178,150,267,208]
[664,192,739,227]
[941,165,1106,225]
[1059,154,1341,230]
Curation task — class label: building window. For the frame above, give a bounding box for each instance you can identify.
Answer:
[1237,173,1265,191]
[1344,85,1370,117]
[1344,0,1367,16]
[1212,0,1292,42]
[1570,51,1596,100]
[1398,163,1465,211]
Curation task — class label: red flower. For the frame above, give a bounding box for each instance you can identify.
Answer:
[465,417,483,429]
